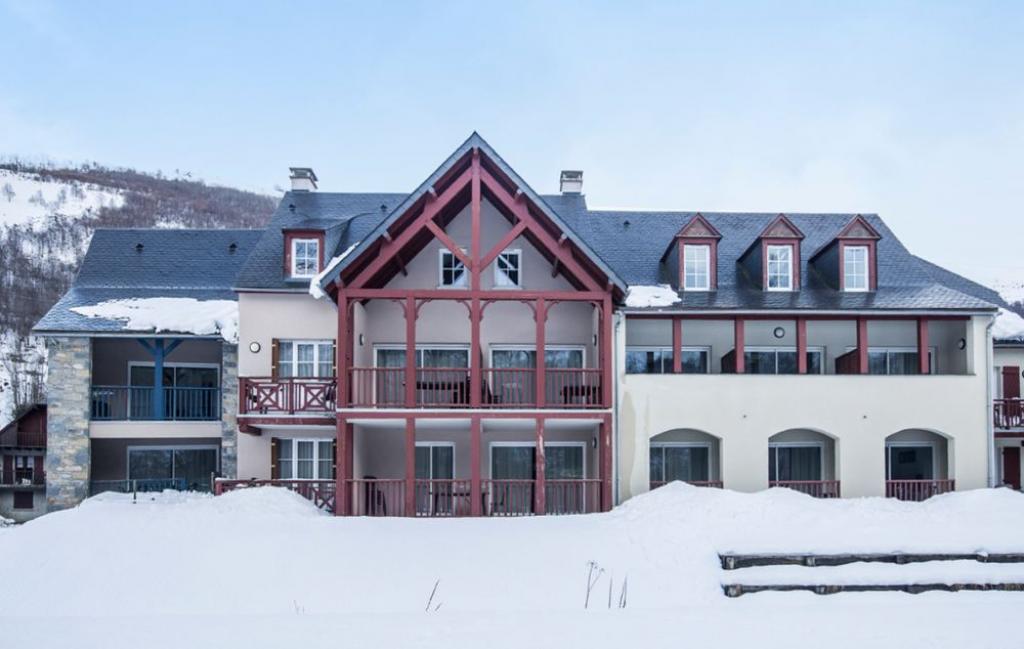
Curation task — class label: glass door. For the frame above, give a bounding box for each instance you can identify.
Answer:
[415,444,455,515]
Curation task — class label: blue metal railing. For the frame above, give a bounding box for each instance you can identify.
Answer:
[89,478,189,495]
[90,386,220,421]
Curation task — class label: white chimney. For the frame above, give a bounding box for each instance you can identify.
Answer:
[560,170,583,194]
[289,167,318,192]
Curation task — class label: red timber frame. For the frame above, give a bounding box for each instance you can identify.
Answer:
[629,313,963,376]
[757,214,804,291]
[835,215,881,292]
[325,147,618,515]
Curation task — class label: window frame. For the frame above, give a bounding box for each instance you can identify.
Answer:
[843,244,870,292]
[765,244,794,291]
[415,441,456,480]
[624,345,711,374]
[488,344,587,369]
[682,244,711,291]
[847,346,937,375]
[649,442,712,483]
[487,441,587,479]
[125,444,221,481]
[276,438,334,481]
[438,248,468,288]
[277,339,335,378]
[290,237,321,278]
[768,441,825,482]
[743,346,825,375]
[884,441,939,480]
[493,249,523,289]
[373,344,472,368]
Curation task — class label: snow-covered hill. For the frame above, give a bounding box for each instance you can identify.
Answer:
[0,161,276,425]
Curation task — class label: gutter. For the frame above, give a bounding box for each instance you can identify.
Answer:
[986,314,997,488]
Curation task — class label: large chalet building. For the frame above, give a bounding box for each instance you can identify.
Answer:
[25,133,1021,519]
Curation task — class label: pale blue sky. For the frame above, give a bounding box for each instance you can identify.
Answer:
[2,1,1021,288]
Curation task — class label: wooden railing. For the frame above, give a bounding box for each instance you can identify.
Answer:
[214,479,337,512]
[545,479,601,515]
[650,479,724,490]
[414,479,474,517]
[994,398,1024,429]
[0,428,46,448]
[770,480,841,498]
[0,471,45,486]
[346,367,604,409]
[239,378,335,415]
[886,479,955,501]
[483,479,535,516]
[91,385,221,421]
[347,478,406,516]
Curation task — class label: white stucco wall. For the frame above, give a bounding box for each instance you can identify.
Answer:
[617,315,992,499]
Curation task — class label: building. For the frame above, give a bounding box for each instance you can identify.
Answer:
[31,133,1008,516]
[0,405,47,521]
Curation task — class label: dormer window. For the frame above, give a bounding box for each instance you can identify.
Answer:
[291,238,320,278]
[683,244,710,291]
[439,249,468,288]
[843,245,869,292]
[766,244,793,291]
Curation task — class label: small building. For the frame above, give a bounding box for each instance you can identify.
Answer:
[0,405,47,522]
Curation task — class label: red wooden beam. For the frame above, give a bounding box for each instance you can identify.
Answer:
[536,298,547,407]
[796,317,807,374]
[425,219,472,269]
[337,292,349,408]
[535,417,546,515]
[480,220,527,270]
[470,417,482,516]
[338,410,609,420]
[602,296,613,406]
[346,167,472,289]
[600,413,612,511]
[336,415,349,516]
[672,316,682,374]
[470,298,482,407]
[734,318,745,374]
[857,317,869,374]
[471,148,482,292]
[405,417,416,517]
[344,288,608,302]
[405,297,416,408]
[917,317,930,375]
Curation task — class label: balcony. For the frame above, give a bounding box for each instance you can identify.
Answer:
[0,429,46,448]
[0,471,45,488]
[347,367,604,409]
[769,480,841,498]
[90,386,221,421]
[994,398,1023,430]
[239,378,336,416]
[885,479,955,501]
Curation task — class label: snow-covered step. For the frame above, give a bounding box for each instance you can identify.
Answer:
[722,560,1024,597]
[720,552,1024,570]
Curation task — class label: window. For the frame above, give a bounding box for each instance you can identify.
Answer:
[13,456,33,484]
[127,446,219,491]
[278,340,334,378]
[13,491,33,510]
[744,347,823,374]
[277,439,334,480]
[375,346,471,369]
[683,244,711,290]
[769,444,822,481]
[766,245,793,291]
[625,347,710,374]
[439,249,468,287]
[415,443,456,515]
[866,348,935,375]
[490,443,585,480]
[290,238,320,278]
[844,245,869,292]
[886,444,935,480]
[494,250,522,288]
[650,444,710,483]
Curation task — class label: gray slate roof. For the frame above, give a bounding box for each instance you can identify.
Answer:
[34,229,261,335]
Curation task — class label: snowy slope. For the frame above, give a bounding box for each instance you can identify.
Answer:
[0,167,124,230]
[0,485,1022,648]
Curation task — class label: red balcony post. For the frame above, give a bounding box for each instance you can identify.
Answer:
[917,317,930,374]
[534,417,546,515]
[734,317,745,374]
[337,292,349,408]
[336,415,350,516]
[470,415,482,516]
[470,299,482,407]
[404,297,416,408]
[796,317,807,374]
[601,295,613,406]
[600,413,612,511]
[535,298,547,407]
[672,316,682,374]
[404,417,416,516]
[857,317,869,374]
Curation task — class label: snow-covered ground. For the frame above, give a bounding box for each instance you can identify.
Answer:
[0,484,1022,648]
[0,167,123,230]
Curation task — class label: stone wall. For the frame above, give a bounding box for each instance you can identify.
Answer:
[220,343,238,479]
[45,337,91,511]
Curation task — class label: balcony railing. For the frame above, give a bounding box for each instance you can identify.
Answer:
[0,471,45,487]
[650,480,724,490]
[0,429,46,448]
[346,367,604,409]
[214,479,336,512]
[91,386,221,421]
[239,378,336,415]
[770,480,841,498]
[886,479,955,501]
[994,398,1024,429]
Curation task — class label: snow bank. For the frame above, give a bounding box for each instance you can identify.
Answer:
[70,297,239,342]
[994,307,1024,341]
[2,483,1023,648]
[309,241,360,299]
[624,284,680,308]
